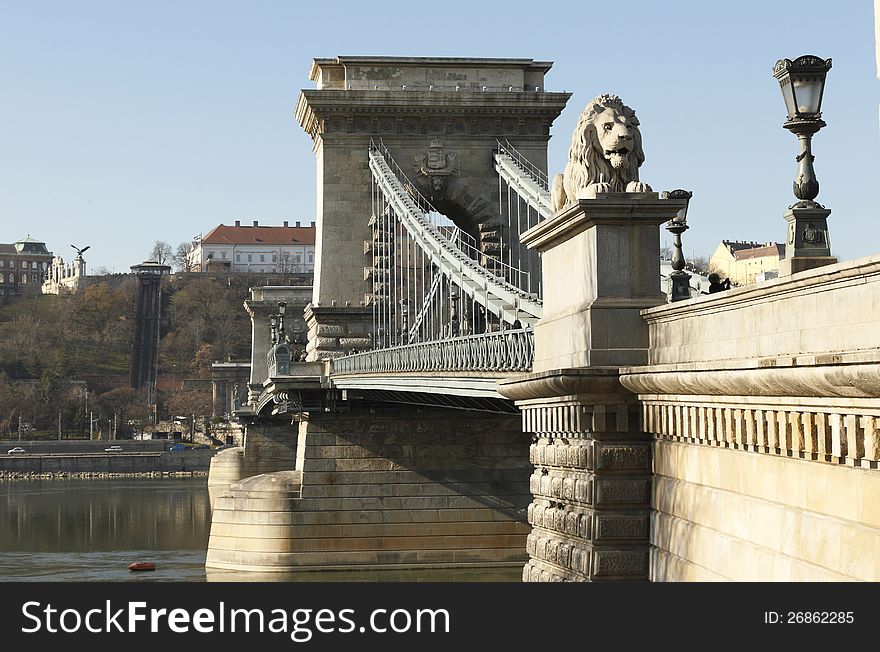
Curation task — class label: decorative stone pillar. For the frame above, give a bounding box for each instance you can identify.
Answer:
[244,299,277,402]
[499,370,649,581]
[498,194,685,581]
[304,304,373,361]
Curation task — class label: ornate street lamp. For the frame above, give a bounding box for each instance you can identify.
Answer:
[277,301,288,343]
[661,189,693,302]
[772,55,832,206]
[772,55,836,274]
[269,314,279,345]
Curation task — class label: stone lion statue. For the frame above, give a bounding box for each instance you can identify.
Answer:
[551,94,651,211]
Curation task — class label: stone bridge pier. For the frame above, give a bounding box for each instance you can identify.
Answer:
[207,402,531,573]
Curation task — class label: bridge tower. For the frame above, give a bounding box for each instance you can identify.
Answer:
[295,56,570,360]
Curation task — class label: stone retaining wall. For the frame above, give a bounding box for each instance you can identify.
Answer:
[0,450,214,474]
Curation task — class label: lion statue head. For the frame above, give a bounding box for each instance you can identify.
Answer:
[551,94,651,211]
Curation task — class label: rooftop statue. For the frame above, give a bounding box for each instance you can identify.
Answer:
[551,94,651,211]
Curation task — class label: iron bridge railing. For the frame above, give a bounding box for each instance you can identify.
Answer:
[496,139,549,191]
[332,328,534,375]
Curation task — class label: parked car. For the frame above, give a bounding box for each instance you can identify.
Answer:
[7,447,26,454]
[104,445,123,452]
[168,443,187,452]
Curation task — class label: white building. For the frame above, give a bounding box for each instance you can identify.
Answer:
[188,220,316,273]
[42,253,87,294]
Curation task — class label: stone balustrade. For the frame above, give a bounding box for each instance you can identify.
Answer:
[620,254,880,581]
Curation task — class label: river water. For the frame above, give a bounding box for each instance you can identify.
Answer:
[0,477,210,582]
[0,478,520,582]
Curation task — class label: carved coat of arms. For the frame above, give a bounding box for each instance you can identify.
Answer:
[413,140,460,194]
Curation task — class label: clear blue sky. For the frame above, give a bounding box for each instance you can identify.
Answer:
[1,0,877,272]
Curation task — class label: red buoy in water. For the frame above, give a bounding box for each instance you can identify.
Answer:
[128,562,156,571]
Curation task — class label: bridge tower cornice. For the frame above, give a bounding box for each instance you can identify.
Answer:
[295,90,571,147]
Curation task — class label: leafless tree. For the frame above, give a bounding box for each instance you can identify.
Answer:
[276,252,301,273]
[149,240,173,265]
[172,242,195,272]
[689,256,710,274]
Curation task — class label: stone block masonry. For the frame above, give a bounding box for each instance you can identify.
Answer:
[208,421,297,501]
[206,405,531,572]
[304,304,372,361]
[0,449,215,475]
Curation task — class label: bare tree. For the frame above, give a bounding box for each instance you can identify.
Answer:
[149,241,173,265]
[689,256,710,274]
[277,252,302,273]
[172,242,194,272]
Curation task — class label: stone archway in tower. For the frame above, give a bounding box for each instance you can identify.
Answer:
[408,140,503,273]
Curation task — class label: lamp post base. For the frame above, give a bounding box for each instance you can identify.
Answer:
[779,206,835,277]
[667,271,692,302]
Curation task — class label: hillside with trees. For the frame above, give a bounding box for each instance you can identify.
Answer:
[0,272,310,438]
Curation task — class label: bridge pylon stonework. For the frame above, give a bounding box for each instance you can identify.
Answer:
[295,56,569,359]
[499,195,687,580]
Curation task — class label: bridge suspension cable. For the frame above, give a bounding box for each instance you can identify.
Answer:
[493,140,553,298]
[367,140,542,352]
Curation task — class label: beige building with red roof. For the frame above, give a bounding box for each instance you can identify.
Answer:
[188,220,316,273]
[709,240,785,286]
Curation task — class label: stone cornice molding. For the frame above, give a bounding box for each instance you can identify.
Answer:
[312,55,554,72]
[497,368,632,402]
[304,304,372,322]
[244,299,286,318]
[295,90,571,142]
[642,399,880,469]
[620,360,880,399]
[520,196,687,252]
[299,89,571,108]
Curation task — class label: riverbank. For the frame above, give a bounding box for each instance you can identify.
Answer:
[0,470,208,481]
[0,445,215,475]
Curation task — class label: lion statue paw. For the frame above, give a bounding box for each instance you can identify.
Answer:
[578,182,613,200]
[625,181,652,193]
